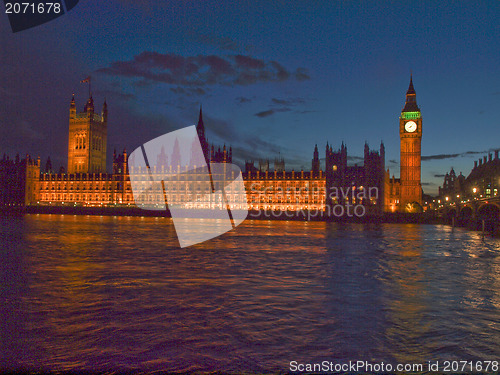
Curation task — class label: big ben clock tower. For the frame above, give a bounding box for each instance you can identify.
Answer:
[399,75,423,211]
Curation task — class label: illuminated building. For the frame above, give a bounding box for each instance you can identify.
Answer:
[386,76,424,212]
[2,77,425,215]
[68,94,107,174]
[439,152,500,201]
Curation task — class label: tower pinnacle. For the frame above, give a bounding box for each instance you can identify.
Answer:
[195,105,209,163]
[402,74,420,112]
[197,105,205,136]
[406,74,415,95]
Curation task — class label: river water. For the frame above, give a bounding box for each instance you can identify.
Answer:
[1,214,499,373]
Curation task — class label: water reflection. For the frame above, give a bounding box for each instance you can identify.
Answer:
[0,215,499,372]
[380,224,431,365]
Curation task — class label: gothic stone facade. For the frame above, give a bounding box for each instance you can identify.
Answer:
[12,77,423,214]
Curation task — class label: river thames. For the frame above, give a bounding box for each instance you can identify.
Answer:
[1,214,499,373]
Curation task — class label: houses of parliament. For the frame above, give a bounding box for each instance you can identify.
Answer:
[0,77,424,214]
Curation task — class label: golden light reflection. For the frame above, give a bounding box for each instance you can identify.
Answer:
[382,224,431,365]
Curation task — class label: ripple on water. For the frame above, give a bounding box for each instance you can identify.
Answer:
[1,215,499,372]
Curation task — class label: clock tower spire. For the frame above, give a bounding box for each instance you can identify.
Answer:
[403,74,419,112]
[399,75,423,212]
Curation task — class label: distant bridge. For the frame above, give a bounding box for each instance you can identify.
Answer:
[438,196,500,233]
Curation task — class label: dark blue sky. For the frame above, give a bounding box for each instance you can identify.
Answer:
[1,1,499,194]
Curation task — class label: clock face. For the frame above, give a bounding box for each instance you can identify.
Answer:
[405,121,417,133]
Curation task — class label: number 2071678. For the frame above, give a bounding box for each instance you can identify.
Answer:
[5,2,62,14]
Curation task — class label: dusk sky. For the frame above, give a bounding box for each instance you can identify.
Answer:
[1,1,498,195]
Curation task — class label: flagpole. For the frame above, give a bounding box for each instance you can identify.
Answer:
[80,76,91,99]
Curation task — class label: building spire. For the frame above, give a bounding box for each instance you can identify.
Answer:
[195,105,209,163]
[312,144,320,173]
[402,74,420,112]
[197,105,205,137]
[84,95,94,112]
[406,74,416,96]
[198,105,203,126]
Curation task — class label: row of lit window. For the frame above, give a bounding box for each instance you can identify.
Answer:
[40,184,123,191]
[41,194,132,202]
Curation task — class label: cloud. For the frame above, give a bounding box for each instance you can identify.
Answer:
[236,96,253,104]
[421,149,498,161]
[254,109,274,118]
[254,97,311,118]
[234,55,265,69]
[254,108,291,118]
[97,52,309,89]
[422,153,461,161]
[434,174,445,178]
